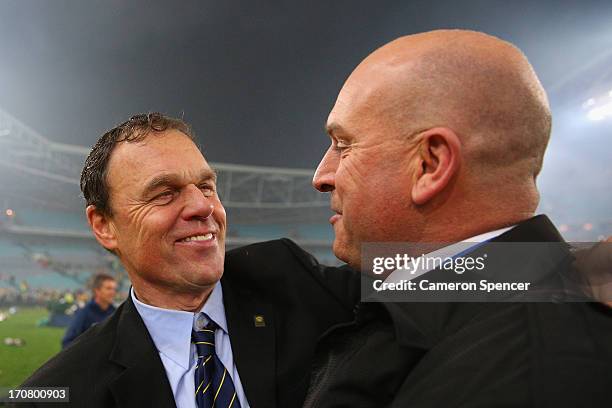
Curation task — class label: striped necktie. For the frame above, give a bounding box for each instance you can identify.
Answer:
[192,321,241,408]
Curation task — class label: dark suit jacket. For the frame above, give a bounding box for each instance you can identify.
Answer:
[17,239,360,408]
[304,215,612,407]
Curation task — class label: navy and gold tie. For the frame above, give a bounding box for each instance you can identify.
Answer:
[192,321,241,408]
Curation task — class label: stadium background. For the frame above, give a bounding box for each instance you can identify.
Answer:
[1,0,611,389]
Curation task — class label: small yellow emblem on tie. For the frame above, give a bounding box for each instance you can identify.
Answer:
[254,315,266,327]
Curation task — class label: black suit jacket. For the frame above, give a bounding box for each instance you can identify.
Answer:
[17,239,360,408]
[304,215,612,407]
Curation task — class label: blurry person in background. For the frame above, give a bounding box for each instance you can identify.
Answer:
[61,273,116,348]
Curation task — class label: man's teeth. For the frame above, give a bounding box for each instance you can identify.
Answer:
[181,233,214,242]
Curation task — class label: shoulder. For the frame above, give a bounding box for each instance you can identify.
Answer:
[226,238,316,265]
[71,303,91,318]
[224,238,360,310]
[78,301,98,317]
[224,238,324,282]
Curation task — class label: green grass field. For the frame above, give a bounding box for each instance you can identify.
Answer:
[0,307,63,388]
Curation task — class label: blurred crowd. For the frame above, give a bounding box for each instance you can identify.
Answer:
[0,277,127,314]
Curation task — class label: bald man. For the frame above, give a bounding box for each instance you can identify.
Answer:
[305,30,612,407]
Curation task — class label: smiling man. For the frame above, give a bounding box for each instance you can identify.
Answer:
[19,113,358,408]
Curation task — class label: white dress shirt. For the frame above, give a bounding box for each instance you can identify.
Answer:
[131,282,250,408]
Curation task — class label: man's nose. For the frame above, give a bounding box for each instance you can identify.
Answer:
[182,184,214,220]
[313,146,338,193]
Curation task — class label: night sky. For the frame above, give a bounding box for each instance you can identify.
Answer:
[1,0,610,170]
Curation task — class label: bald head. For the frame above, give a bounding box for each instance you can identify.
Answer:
[335,29,551,182]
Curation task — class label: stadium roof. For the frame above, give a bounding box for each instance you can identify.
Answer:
[0,107,331,223]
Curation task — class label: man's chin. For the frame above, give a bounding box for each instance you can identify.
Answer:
[169,274,222,297]
[332,240,361,270]
[194,266,224,285]
[173,259,224,288]
[181,250,224,268]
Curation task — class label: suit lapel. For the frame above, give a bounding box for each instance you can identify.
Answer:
[222,277,277,408]
[108,296,177,408]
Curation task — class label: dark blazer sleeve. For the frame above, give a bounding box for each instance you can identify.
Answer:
[281,238,361,310]
[222,238,360,408]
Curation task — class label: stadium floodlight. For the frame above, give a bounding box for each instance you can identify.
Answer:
[582,98,596,109]
[587,101,612,121]
[584,91,612,121]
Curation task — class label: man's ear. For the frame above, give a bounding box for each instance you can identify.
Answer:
[411,127,461,205]
[86,205,118,251]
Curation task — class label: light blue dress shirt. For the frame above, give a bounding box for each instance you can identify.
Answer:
[131,282,250,408]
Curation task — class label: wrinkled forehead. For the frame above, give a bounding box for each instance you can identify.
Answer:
[106,130,210,192]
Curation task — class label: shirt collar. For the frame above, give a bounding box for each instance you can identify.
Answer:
[439,225,514,259]
[130,281,227,370]
[201,280,228,333]
[384,226,514,284]
[460,226,513,245]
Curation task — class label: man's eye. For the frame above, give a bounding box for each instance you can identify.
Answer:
[334,141,350,153]
[199,184,215,196]
[152,191,175,203]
